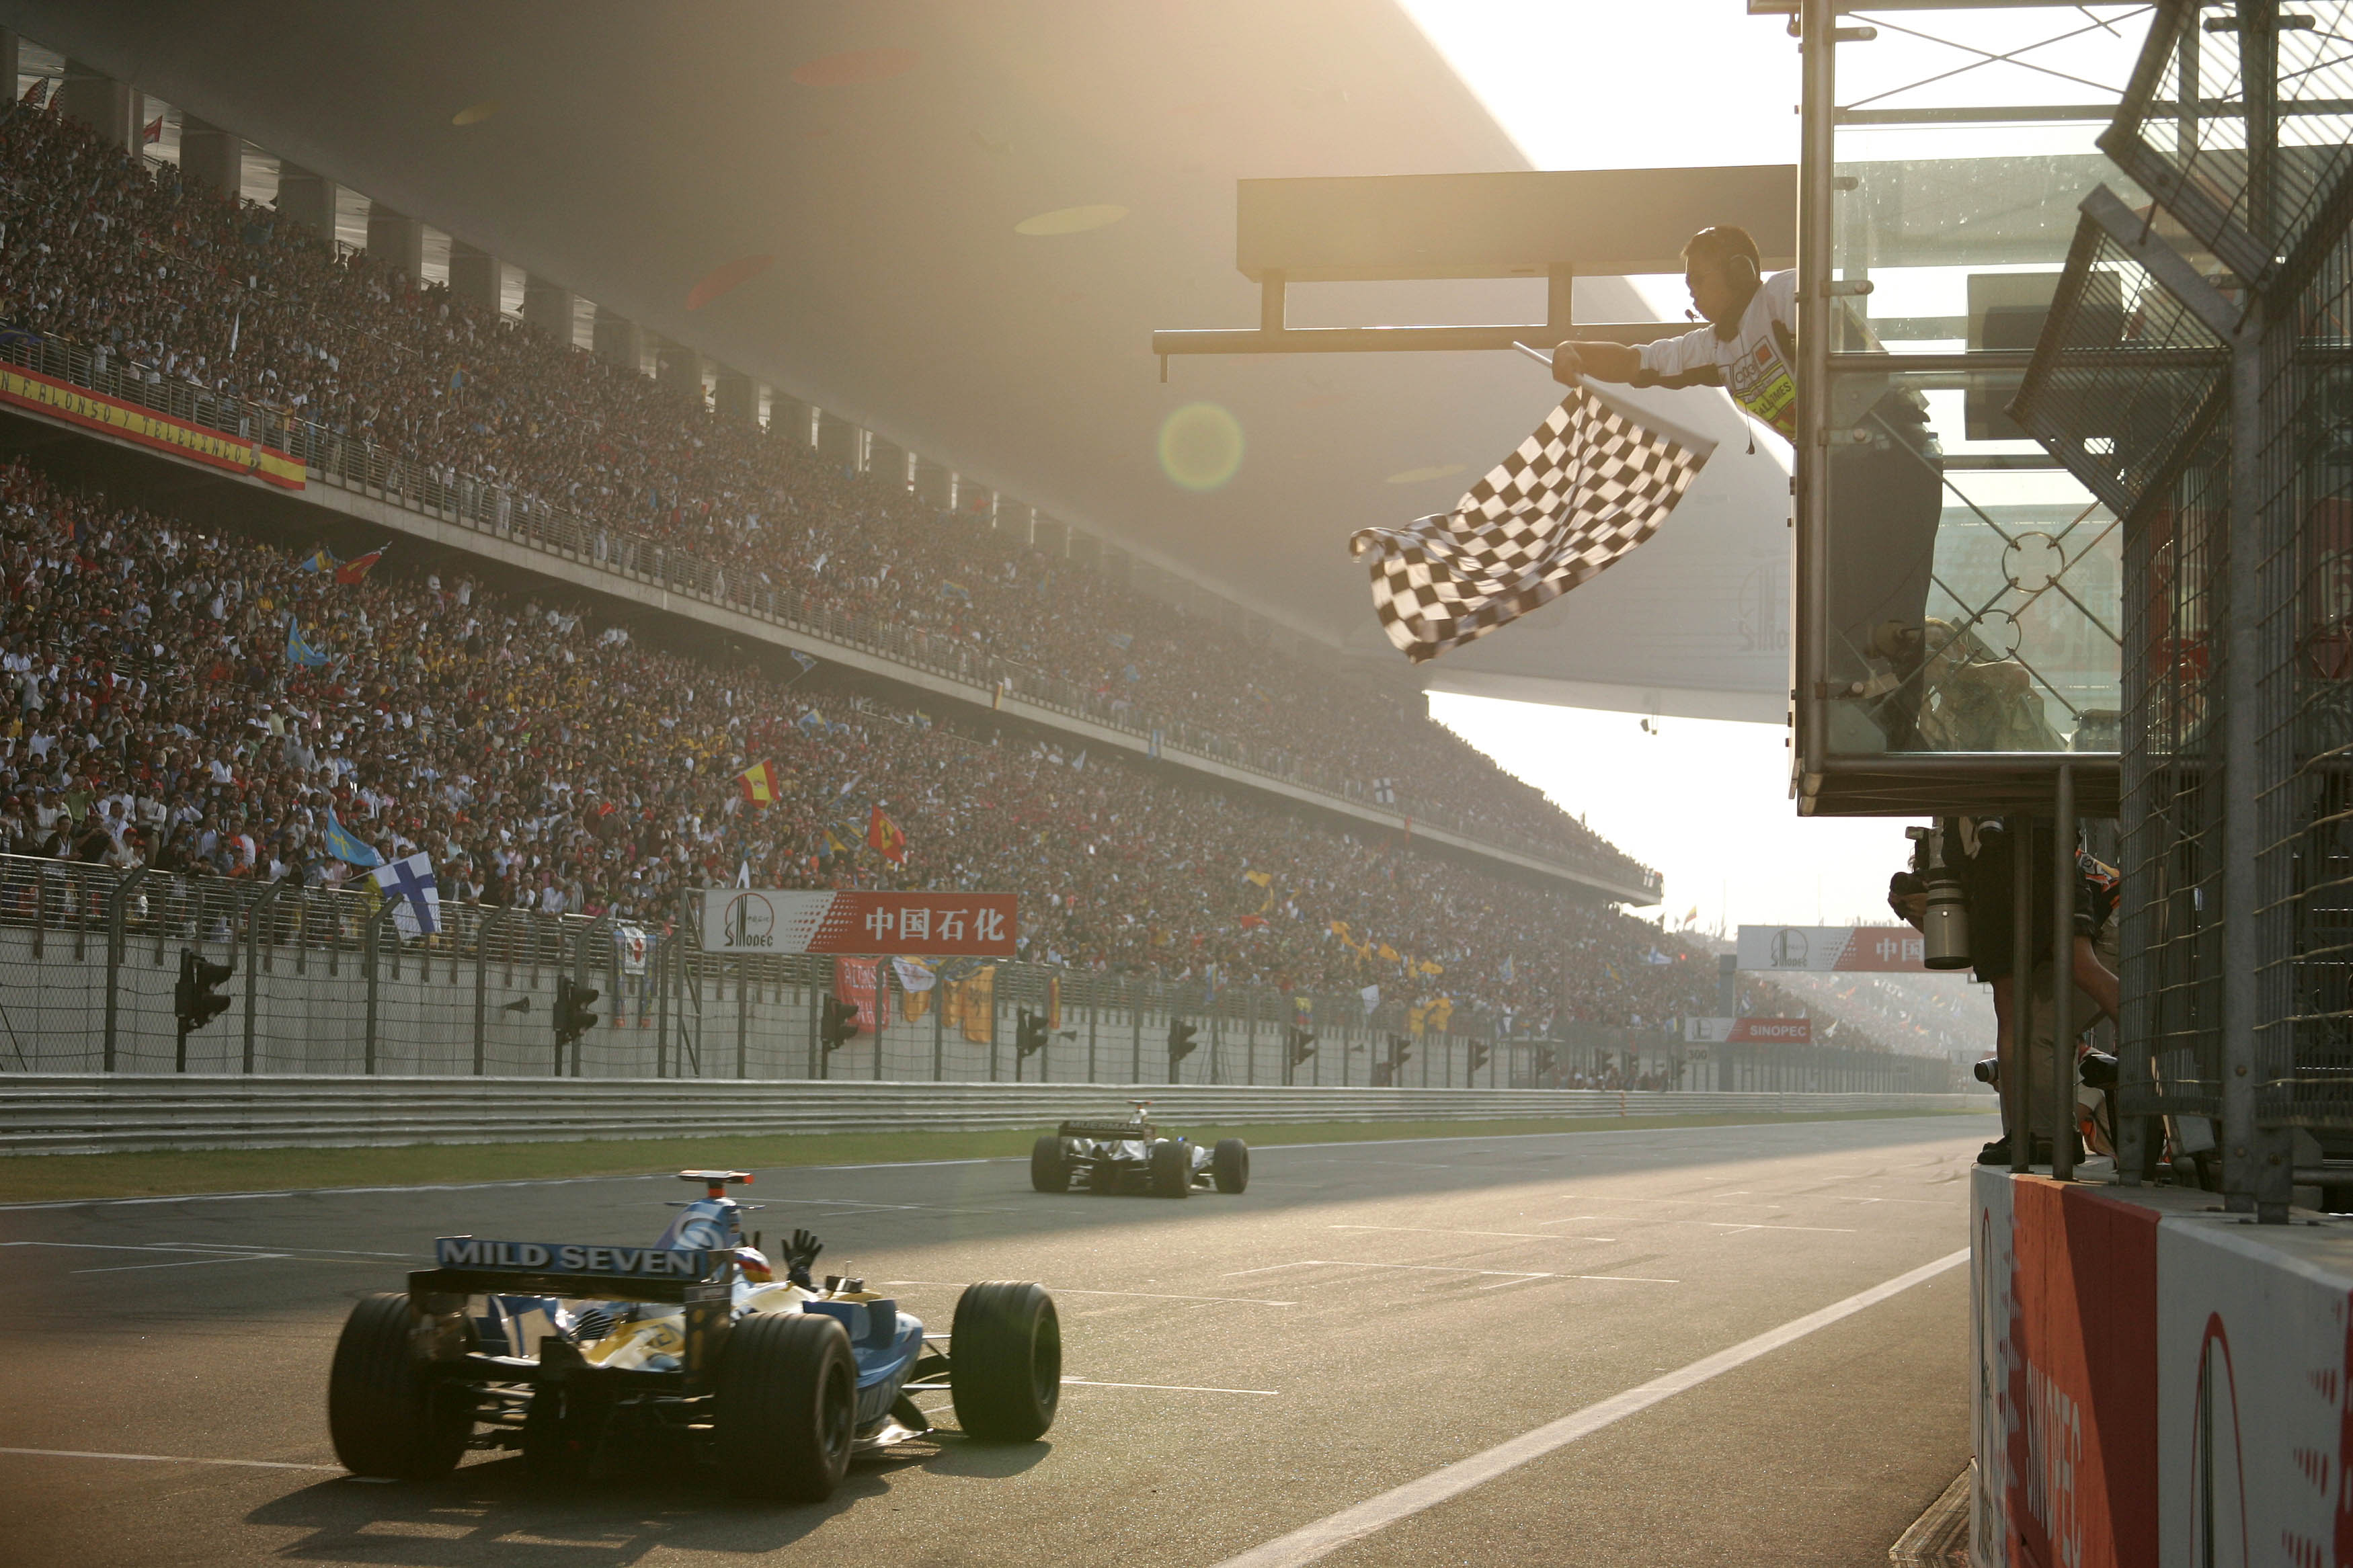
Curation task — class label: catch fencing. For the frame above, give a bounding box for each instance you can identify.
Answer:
[0,1076,1983,1157]
[0,858,1957,1096]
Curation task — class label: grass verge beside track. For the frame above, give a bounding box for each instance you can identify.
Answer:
[0,1107,1985,1204]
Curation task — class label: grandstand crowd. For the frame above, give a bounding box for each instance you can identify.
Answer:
[0,101,1944,1053]
[0,457,1737,1033]
[0,101,1627,874]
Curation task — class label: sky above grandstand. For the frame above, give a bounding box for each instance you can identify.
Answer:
[1430,695,1911,935]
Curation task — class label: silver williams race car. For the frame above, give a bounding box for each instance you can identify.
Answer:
[327,1171,1060,1501]
[1030,1102,1248,1198]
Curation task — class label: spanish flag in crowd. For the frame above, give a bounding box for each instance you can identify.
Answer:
[735,759,780,804]
[867,806,908,865]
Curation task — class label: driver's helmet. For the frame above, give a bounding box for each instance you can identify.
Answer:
[733,1245,774,1284]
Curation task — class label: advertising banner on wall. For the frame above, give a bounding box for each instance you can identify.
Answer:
[1685,1016,1814,1044]
[699,889,1017,956]
[1735,925,1926,973]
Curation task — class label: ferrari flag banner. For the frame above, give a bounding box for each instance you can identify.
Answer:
[1734,925,1927,973]
[1349,380,1714,663]
[701,889,1016,956]
[0,362,305,489]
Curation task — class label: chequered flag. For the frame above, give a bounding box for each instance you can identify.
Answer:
[1350,381,1716,663]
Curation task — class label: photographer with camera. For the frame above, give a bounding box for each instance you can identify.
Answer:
[1890,817,2120,1166]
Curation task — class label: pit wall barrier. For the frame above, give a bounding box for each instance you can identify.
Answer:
[1970,1167,2353,1567]
[0,1076,1979,1156]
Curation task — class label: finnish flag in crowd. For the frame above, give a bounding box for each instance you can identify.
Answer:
[370,852,442,938]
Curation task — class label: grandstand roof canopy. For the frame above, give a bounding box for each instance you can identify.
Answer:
[13,0,1792,721]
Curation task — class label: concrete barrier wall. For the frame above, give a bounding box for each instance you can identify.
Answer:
[1969,1167,2353,1567]
[0,1075,1979,1155]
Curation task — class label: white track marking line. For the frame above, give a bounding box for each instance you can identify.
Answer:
[3,1242,268,1255]
[0,1446,340,1472]
[1207,1247,1968,1568]
[74,1253,292,1274]
[1326,1225,1618,1243]
[881,1280,1296,1307]
[0,1118,1991,1210]
[1061,1379,1279,1396]
[1224,1260,1677,1286]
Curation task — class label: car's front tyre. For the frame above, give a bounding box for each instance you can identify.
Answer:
[950,1281,1061,1442]
[1212,1138,1250,1194]
[713,1311,856,1501]
[327,1293,470,1481]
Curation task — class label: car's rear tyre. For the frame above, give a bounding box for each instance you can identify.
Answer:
[713,1311,857,1501]
[950,1282,1061,1442]
[1150,1138,1193,1198]
[1213,1138,1250,1194]
[327,1293,470,1481]
[1030,1136,1068,1193]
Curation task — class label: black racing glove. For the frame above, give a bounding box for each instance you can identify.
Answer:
[784,1227,823,1288]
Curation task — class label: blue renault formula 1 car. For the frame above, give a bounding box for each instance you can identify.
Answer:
[327,1171,1060,1501]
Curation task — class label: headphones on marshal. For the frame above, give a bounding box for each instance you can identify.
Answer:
[1725,249,1759,290]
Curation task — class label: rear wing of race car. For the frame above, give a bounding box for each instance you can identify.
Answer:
[408,1237,738,1386]
[1057,1118,1155,1139]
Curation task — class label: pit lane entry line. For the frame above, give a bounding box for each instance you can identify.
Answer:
[1206,1247,1970,1568]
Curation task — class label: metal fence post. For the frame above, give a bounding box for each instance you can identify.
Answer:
[241,880,284,1074]
[737,954,752,1080]
[805,962,820,1079]
[362,900,399,1075]
[2051,767,2077,1180]
[101,869,147,1073]
[473,907,509,1076]
[1130,981,1142,1083]
[932,972,945,1081]
[2009,821,2034,1173]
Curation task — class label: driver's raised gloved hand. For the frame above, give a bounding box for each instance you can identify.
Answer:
[785,1227,823,1288]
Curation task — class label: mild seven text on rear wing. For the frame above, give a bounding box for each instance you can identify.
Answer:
[434,1237,715,1279]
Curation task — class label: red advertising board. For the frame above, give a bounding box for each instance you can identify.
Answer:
[701,889,1016,956]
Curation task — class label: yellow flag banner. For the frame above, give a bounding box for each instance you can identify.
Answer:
[0,363,305,489]
[953,965,996,1043]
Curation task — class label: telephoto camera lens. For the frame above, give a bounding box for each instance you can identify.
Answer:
[1972,1056,2000,1086]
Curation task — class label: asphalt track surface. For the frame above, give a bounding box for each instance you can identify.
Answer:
[0,1114,1992,1567]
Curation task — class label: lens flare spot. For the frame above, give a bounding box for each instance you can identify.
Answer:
[1384,464,1464,485]
[791,48,921,87]
[451,101,498,127]
[1015,204,1129,237]
[1158,403,1244,492]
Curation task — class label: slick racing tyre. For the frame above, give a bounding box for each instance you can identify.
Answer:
[327,1293,471,1481]
[1149,1137,1193,1198]
[950,1281,1061,1442]
[715,1311,857,1501]
[1030,1135,1069,1193]
[1212,1137,1250,1194]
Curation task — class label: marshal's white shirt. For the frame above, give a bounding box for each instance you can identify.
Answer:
[1636,269,1800,440]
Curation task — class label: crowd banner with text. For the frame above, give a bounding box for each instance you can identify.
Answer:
[1734,925,1925,973]
[699,889,1017,956]
[0,362,305,488]
[1685,1016,1814,1044]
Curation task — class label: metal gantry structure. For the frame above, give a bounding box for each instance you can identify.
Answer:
[1784,0,2353,1214]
